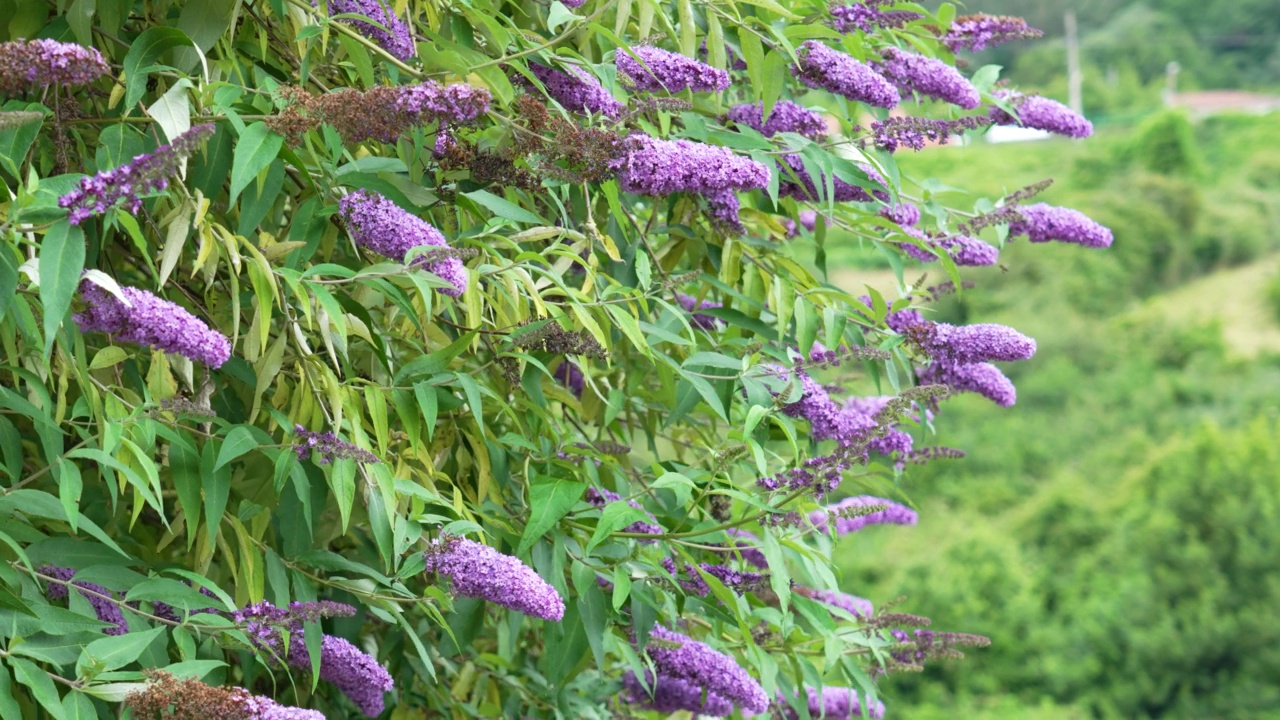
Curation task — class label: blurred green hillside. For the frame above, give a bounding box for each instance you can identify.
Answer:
[827,111,1280,719]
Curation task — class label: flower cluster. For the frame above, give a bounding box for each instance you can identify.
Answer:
[675,291,724,330]
[1008,202,1114,248]
[809,495,918,535]
[886,628,992,672]
[59,124,215,224]
[870,115,993,152]
[423,536,566,621]
[830,0,922,33]
[777,154,888,203]
[723,528,769,569]
[919,360,1017,406]
[513,321,609,358]
[125,671,325,720]
[288,634,395,716]
[585,487,665,536]
[900,230,1001,266]
[637,624,770,714]
[40,565,128,635]
[528,63,625,118]
[990,91,1093,138]
[795,586,875,618]
[879,202,920,226]
[74,280,232,368]
[893,312,1037,364]
[616,46,730,93]
[612,134,770,196]
[338,189,468,295]
[294,425,381,465]
[775,686,887,719]
[725,100,828,139]
[794,41,900,108]
[663,557,770,597]
[0,39,108,95]
[943,14,1044,53]
[268,82,491,145]
[757,451,852,496]
[325,0,416,60]
[873,48,981,109]
[621,670,735,717]
[553,360,585,396]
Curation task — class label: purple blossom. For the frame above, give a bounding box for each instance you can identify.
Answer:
[560,0,587,6]
[74,280,232,368]
[775,686,887,719]
[943,14,1043,53]
[529,63,625,118]
[794,41,900,108]
[338,189,467,295]
[1008,202,1113,248]
[830,1,922,33]
[704,187,746,233]
[809,495,918,535]
[616,46,730,93]
[395,81,492,127]
[676,292,724,330]
[797,587,875,618]
[807,340,842,365]
[611,134,770,197]
[621,671,735,717]
[423,536,566,621]
[326,0,416,59]
[757,452,851,496]
[724,528,769,569]
[874,48,980,109]
[663,557,769,596]
[799,209,819,231]
[871,114,993,152]
[585,487,664,536]
[554,360,585,396]
[990,91,1092,138]
[725,101,827,139]
[777,155,888,203]
[900,229,1000,266]
[880,202,919,226]
[288,634,394,716]
[641,624,770,714]
[241,695,327,720]
[919,361,1017,406]
[59,124,215,225]
[0,39,108,95]
[39,565,128,635]
[294,425,381,465]
[893,313,1036,364]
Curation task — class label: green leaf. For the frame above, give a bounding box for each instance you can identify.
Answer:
[60,690,95,720]
[0,663,23,720]
[10,657,66,720]
[586,502,648,553]
[38,220,85,358]
[547,1,581,32]
[518,478,587,554]
[79,682,149,702]
[122,27,198,110]
[214,426,259,470]
[460,189,545,225]
[78,627,165,676]
[229,122,284,205]
[0,107,42,176]
[156,659,226,680]
[0,244,17,324]
[88,346,128,370]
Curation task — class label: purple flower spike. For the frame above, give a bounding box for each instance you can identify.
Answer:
[338,189,467,295]
[74,281,232,368]
[242,695,327,720]
[611,134,770,197]
[288,634,394,717]
[726,100,828,139]
[775,686,887,719]
[794,41,900,109]
[880,202,919,226]
[294,425,381,465]
[424,536,566,621]
[1009,202,1113,248]
[616,46,730,93]
[777,155,888,204]
[901,231,999,266]
[874,47,980,109]
[642,624,770,714]
[810,495,918,535]
[326,0,416,60]
[943,14,1043,53]
[0,39,108,95]
[831,1,922,33]
[797,586,875,618]
[622,671,735,717]
[724,528,769,569]
[675,292,724,330]
[920,361,1017,406]
[553,360,585,397]
[395,82,492,126]
[40,565,128,635]
[925,322,1036,364]
[529,63,625,118]
[990,91,1093,138]
[799,209,819,231]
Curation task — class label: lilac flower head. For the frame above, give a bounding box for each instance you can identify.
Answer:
[294,425,381,465]
[288,634,394,716]
[622,671,735,716]
[663,558,770,596]
[395,81,492,126]
[830,1,922,33]
[641,624,770,714]
[880,202,919,226]
[704,187,746,234]
[810,495,918,535]
[611,134,770,196]
[529,63,625,118]
[874,47,980,109]
[794,41,900,108]
[796,586,874,618]
[943,14,1043,53]
[919,361,1017,406]
[59,124,215,225]
[616,46,730,93]
[777,155,888,203]
[895,314,1036,364]
[39,565,128,635]
[554,360,585,397]
[775,686,887,719]
[585,487,664,536]
[0,39,108,95]
[325,0,416,60]
[338,189,467,295]
[726,101,827,139]
[74,280,232,368]
[799,209,819,231]
[1008,202,1113,248]
[990,91,1092,138]
[676,292,724,330]
[423,536,566,621]
[871,115,993,152]
[242,695,328,720]
[900,230,1000,266]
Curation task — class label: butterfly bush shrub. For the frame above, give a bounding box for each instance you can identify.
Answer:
[0,1,1107,717]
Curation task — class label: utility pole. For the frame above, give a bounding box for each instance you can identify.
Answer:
[1065,10,1083,115]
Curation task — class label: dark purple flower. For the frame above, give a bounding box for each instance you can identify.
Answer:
[423,536,566,621]
[616,46,730,93]
[830,1,922,33]
[675,292,724,330]
[395,81,492,126]
[809,495,918,535]
[338,189,467,294]
[553,360,585,397]
[74,280,232,368]
[880,202,919,226]
[874,48,980,109]
[294,425,380,465]
[621,671,735,717]
[529,63,625,118]
[704,187,746,233]
[893,313,1036,364]
[1008,202,1113,248]
[725,101,827,139]
[990,91,1092,138]
[871,115,993,152]
[777,155,888,203]
[775,686,887,719]
[326,0,416,60]
[794,41,899,108]
[288,634,394,717]
[641,624,769,714]
[585,487,664,536]
[900,229,999,266]
[919,361,1017,406]
[39,565,128,635]
[59,124,215,225]
[611,134,770,197]
[943,14,1043,53]
[0,39,108,95]
[796,586,875,618]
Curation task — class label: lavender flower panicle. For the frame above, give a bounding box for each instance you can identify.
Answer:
[799,209,819,231]
[59,124,216,225]
[990,91,1093,138]
[810,495,918,535]
[126,672,325,720]
[900,230,1000,266]
[663,557,769,596]
[641,624,770,714]
[294,425,381,465]
[943,14,1043,53]
[611,134,770,197]
[775,686,887,719]
[325,0,416,60]
[724,528,769,569]
[675,291,724,330]
[874,47,980,109]
[880,202,920,226]
[616,46,730,93]
[553,360,585,397]
[1008,202,1113,248]
[725,101,828,139]
[529,63,625,118]
[622,671,735,717]
[287,634,394,717]
[777,155,888,203]
[830,1,922,33]
[423,536,566,621]
[40,565,128,635]
[338,189,468,295]
[74,280,232,368]
[704,187,747,234]
[919,361,1017,406]
[796,586,875,618]
[871,115,993,152]
[893,313,1036,364]
[0,39,108,95]
[794,41,900,108]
